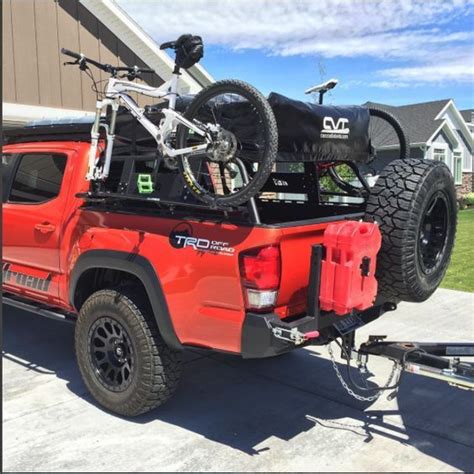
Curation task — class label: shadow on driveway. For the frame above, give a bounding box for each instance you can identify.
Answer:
[3,306,473,470]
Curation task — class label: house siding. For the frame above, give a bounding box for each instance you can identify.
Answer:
[2,0,164,112]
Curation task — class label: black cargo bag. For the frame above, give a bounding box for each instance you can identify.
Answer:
[268,92,370,163]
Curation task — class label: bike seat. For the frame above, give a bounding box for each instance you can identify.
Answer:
[160,40,176,50]
[305,78,338,95]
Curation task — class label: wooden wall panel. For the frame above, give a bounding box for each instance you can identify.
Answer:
[57,0,83,109]
[135,56,164,108]
[98,23,118,72]
[2,0,16,102]
[117,41,140,104]
[34,0,62,107]
[10,0,40,105]
[3,0,165,112]
[77,3,101,110]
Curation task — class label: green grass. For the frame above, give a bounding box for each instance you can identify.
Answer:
[441,208,474,292]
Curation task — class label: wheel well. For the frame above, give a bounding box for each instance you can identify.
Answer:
[73,268,147,311]
[70,250,183,350]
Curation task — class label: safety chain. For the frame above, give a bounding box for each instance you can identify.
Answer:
[327,342,401,402]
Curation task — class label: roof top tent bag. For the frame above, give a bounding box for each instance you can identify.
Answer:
[267,92,371,163]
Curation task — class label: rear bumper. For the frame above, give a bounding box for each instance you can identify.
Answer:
[241,304,387,359]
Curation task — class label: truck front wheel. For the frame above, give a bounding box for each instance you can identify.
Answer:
[75,288,182,416]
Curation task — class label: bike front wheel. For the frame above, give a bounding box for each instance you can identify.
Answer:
[176,80,278,207]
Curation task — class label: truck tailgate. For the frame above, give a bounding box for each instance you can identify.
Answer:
[274,219,341,318]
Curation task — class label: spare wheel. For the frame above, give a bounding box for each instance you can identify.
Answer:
[364,158,457,302]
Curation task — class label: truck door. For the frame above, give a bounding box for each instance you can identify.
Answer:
[2,151,71,301]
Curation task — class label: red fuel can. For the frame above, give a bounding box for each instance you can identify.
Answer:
[319,220,382,315]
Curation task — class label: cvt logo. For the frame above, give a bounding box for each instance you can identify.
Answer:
[321,117,350,139]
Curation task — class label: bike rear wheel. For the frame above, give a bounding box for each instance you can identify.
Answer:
[176,80,278,207]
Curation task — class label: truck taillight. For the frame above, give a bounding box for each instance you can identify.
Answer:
[239,245,281,311]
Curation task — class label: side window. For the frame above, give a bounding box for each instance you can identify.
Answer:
[9,154,67,204]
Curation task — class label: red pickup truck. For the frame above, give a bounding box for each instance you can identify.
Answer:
[2,134,456,416]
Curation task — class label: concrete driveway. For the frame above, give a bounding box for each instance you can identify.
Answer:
[3,288,474,472]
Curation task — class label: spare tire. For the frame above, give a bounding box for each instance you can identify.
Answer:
[365,159,457,302]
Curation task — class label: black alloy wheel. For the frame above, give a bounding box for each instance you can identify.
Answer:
[89,316,135,392]
[418,191,449,275]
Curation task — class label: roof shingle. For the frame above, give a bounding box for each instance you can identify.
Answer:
[460,109,474,123]
[364,99,450,144]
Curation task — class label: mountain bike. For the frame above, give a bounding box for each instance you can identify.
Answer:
[61,34,277,207]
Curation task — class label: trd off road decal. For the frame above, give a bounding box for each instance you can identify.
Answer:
[2,263,52,291]
[169,223,235,256]
[320,116,350,140]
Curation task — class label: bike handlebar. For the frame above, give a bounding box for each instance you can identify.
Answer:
[60,48,155,75]
[61,48,82,60]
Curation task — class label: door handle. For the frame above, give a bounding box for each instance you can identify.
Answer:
[34,222,56,234]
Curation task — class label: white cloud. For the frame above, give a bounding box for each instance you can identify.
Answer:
[278,30,474,60]
[378,56,474,85]
[118,0,474,85]
[370,80,413,89]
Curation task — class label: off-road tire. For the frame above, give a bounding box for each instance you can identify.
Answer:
[365,159,457,302]
[75,288,182,416]
[176,79,278,207]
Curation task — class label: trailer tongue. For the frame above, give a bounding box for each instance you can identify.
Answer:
[359,337,474,391]
[325,333,474,403]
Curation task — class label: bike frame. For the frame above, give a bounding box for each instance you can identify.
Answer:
[87,72,211,181]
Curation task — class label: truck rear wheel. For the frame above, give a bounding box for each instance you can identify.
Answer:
[75,288,182,416]
[365,159,457,302]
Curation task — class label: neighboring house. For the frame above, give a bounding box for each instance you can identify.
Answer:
[2,0,213,128]
[366,99,474,198]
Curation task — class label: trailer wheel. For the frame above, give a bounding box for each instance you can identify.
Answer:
[365,159,457,302]
[75,288,182,416]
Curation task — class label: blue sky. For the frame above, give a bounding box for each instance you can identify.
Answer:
[118,0,474,109]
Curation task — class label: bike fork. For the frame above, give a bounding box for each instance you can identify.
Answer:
[86,100,118,181]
